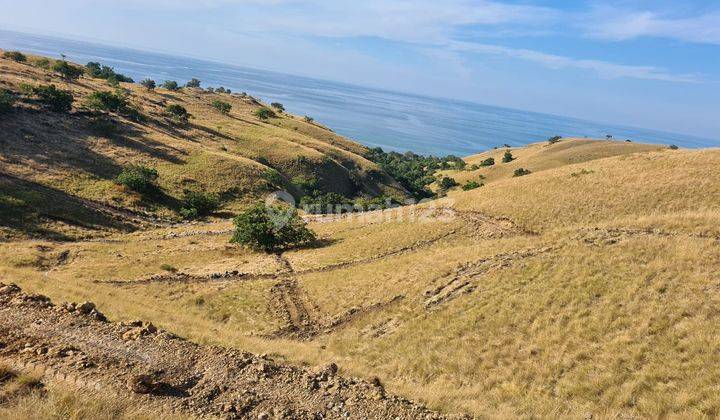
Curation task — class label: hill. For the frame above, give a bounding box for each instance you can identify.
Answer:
[3,51,720,418]
[0,51,409,241]
[3,137,719,417]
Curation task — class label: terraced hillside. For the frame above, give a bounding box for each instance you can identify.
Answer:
[3,121,719,419]
[0,51,408,241]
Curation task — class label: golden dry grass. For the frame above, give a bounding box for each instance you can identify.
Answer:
[3,52,720,418]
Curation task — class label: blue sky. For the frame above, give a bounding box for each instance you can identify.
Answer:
[0,0,718,139]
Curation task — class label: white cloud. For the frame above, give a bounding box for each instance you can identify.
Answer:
[581,6,720,45]
[447,41,702,83]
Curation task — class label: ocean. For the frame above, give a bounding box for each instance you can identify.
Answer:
[1,29,716,156]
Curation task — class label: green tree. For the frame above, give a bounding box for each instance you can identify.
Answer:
[254,107,276,120]
[180,191,220,219]
[3,51,27,62]
[270,102,285,112]
[502,150,514,163]
[439,176,459,190]
[462,181,482,191]
[0,89,15,114]
[162,80,180,91]
[52,61,84,80]
[33,85,74,112]
[116,165,159,193]
[513,168,532,177]
[230,204,316,253]
[140,79,156,90]
[211,100,232,114]
[186,78,201,88]
[165,104,190,123]
[84,90,127,113]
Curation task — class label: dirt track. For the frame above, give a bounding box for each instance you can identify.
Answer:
[0,283,454,419]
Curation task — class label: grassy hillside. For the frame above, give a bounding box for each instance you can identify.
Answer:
[3,119,719,419]
[0,51,409,240]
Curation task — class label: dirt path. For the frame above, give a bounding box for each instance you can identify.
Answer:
[0,283,453,419]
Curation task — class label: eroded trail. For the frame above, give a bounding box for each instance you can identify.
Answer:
[0,283,451,419]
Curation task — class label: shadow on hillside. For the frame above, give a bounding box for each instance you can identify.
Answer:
[0,173,137,240]
[81,114,188,164]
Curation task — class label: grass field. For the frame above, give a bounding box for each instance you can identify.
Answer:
[2,52,720,417]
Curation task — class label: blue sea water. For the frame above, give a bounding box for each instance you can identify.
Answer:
[1,30,716,156]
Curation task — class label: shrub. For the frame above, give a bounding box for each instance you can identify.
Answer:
[3,51,27,62]
[52,60,83,80]
[669,144,679,150]
[469,164,480,171]
[185,78,201,88]
[180,191,220,219]
[300,192,353,214]
[140,79,156,90]
[462,181,482,191]
[304,116,314,123]
[513,168,532,177]
[502,150,514,163]
[230,204,316,252]
[85,62,133,83]
[364,147,466,200]
[548,135,562,144]
[270,102,285,112]
[254,107,276,120]
[162,80,180,91]
[291,175,319,193]
[211,100,232,114]
[84,90,127,113]
[480,157,495,167]
[117,165,159,193]
[264,169,284,187]
[33,85,74,112]
[439,177,459,190]
[0,89,15,114]
[216,87,227,93]
[165,104,189,123]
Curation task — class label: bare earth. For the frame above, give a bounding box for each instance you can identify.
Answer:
[0,282,453,419]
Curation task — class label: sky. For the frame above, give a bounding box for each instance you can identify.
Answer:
[0,0,718,139]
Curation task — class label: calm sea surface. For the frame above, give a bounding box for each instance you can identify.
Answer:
[1,30,716,156]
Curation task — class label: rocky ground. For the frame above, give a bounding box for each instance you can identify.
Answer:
[0,282,454,419]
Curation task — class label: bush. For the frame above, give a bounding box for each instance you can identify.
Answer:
[254,108,276,120]
[502,150,514,163]
[52,60,84,80]
[165,104,189,123]
[140,79,156,90]
[548,135,562,144]
[479,157,495,167]
[0,89,15,114]
[270,102,285,112]
[33,85,74,112]
[364,147,466,200]
[300,192,353,214]
[162,80,180,91]
[462,181,482,191]
[230,204,316,252]
[185,78,201,88]
[84,90,127,113]
[211,100,232,114]
[85,62,133,83]
[180,191,220,219]
[438,177,459,190]
[3,51,27,62]
[304,116,314,123]
[513,168,532,177]
[116,165,159,193]
[669,144,679,150]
